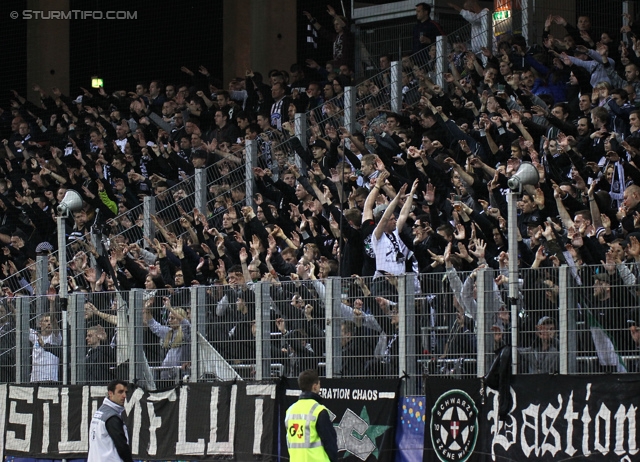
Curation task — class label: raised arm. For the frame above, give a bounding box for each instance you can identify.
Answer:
[553,183,575,229]
[397,179,419,232]
[374,183,407,240]
[363,170,389,222]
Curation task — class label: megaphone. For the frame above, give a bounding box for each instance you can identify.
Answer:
[507,162,539,192]
[57,190,84,217]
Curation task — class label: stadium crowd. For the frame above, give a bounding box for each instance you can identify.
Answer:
[2,2,640,384]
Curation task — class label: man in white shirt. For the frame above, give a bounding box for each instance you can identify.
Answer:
[29,314,62,382]
[448,1,490,53]
[88,379,133,462]
[370,181,421,297]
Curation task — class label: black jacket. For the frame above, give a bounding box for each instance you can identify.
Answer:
[484,344,512,420]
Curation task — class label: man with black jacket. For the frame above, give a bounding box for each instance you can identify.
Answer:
[85,325,115,385]
[413,3,445,53]
[622,184,640,234]
[290,135,339,179]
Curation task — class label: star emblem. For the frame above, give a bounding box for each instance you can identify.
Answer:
[439,406,471,451]
[333,406,391,460]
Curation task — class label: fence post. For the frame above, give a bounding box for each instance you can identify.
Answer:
[245,139,258,209]
[435,36,447,88]
[194,168,208,215]
[255,281,272,380]
[566,268,577,374]
[623,2,631,44]
[56,214,70,387]
[354,25,363,79]
[294,113,308,150]
[398,273,417,391]
[128,289,149,387]
[115,292,129,366]
[507,191,519,375]
[35,254,48,314]
[479,9,492,53]
[57,217,68,299]
[294,113,308,176]
[143,196,156,243]
[390,61,402,114]
[558,266,568,375]
[519,0,534,49]
[343,86,357,136]
[16,296,31,383]
[476,268,488,378]
[69,293,84,385]
[190,286,202,383]
[90,231,102,283]
[325,277,342,378]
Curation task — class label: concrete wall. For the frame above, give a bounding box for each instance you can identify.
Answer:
[26,0,70,104]
[223,0,297,86]
[531,0,576,44]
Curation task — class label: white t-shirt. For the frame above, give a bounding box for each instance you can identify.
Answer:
[371,229,407,275]
[29,329,62,382]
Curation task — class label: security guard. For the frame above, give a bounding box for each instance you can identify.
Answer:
[88,379,133,462]
[285,369,338,462]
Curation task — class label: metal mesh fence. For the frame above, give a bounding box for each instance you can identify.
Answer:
[151,178,197,241]
[2,266,640,389]
[108,201,145,245]
[566,264,638,374]
[353,10,471,80]
[307,92,347,138]
[416,270,478,379]
[1,259,39,297]
[205,161,250,235]
[0,232,103,301]
[355,22,416,79]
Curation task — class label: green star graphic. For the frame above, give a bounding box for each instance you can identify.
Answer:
[339,406,391,459]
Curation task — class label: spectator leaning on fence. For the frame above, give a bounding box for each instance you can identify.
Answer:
[29,312,62,382]
[143,297,191,380]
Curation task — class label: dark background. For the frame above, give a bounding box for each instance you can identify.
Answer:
[69,0,223,96]
[0,0,624,106]
[296,0,353,68]
[0,0,223,104]
[1,0,28,106]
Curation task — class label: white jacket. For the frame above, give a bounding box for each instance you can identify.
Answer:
[88,398,130,462]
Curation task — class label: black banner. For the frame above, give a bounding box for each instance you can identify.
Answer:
[0,382,277,460]
[424,374,640,462]
[279,377,400,462]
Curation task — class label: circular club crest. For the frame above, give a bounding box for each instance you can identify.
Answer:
[430,389,479,462]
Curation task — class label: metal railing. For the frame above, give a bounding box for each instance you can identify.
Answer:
[0,227,100,298]
[2,265,638,395]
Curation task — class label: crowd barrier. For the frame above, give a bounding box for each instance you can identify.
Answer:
[2,265,639,398]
